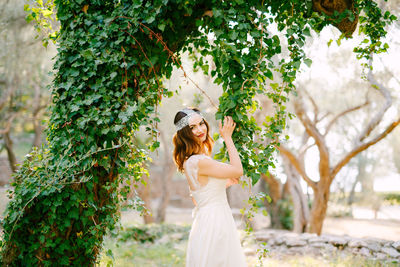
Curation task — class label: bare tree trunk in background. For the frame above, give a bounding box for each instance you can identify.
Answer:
[261,173,292,229]
[31,84,43,149]
[138,175,154,224]
[282,157,309,233]
[0,86,15,111]
[154,161,175,223]
[1,85,18,173]
[261,173,284,228]
[278,55,400,234]
[348,154,367,205]
[355,153,375,197]
[155,132,175,223]
[347,175,359,206]
[309,183,330,234]
[3,131,17,173]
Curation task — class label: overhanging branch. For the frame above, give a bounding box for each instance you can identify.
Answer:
[324,100,369,137]
[356,55,392,144]
[331,118,400,179]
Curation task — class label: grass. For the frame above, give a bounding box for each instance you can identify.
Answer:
[98,224,189,267]
[98,224,399,267]
[99,240,185,267]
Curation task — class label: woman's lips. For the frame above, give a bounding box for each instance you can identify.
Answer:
[197,133,205,138]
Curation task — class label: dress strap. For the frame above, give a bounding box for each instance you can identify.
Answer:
[184,154,209,191]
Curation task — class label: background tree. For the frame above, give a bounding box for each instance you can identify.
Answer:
[278,53,400,234]
[0,0,54,174]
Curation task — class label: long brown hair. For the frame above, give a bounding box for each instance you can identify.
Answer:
[172,107,213,172]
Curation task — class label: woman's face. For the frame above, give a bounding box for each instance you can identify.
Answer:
[188,114,207,143]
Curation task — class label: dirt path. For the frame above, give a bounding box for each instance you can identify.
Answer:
[323,217,400,241]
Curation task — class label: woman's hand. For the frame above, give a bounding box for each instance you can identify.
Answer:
[219,116,236,141]
[198,116,243,179]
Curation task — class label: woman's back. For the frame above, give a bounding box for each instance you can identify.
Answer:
[184,154,229,209]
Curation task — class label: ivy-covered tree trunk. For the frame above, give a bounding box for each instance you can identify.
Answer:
[1,1,201,265]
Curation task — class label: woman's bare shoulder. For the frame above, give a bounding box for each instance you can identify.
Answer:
[184,154,210,167]
[187,154,211,161]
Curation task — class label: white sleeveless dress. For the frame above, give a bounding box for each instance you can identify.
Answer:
[184,154,247,267]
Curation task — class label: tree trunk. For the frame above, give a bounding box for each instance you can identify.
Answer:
[31,85,43,149]
[283,158,309,233]
[138,175,154,224]
[347,175,359,206]
[3,132,18,173]
[261,173,283,228]
[360,173,374,194]
[312,0,358,37]
[309,183,330,234]
[348,154,367,205]
[155,160,175,223]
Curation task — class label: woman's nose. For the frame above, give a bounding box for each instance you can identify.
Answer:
[193,126,201,134]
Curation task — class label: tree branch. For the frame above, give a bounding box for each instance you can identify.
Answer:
[294,98,330,181]
[379,57,400,86]
[324,100,369,137]
[356,55,392,144]
[0,113,18,135]
[317,112,330,124]
[0,86,15,110]
[299,142,316,158]
[303,90,319,123]
[331,118,400,179]
[276,144,318,191]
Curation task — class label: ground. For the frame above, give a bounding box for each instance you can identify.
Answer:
[0,186,399,266]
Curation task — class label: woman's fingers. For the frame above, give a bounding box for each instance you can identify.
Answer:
[221,116,236,129]
[224,116,231,125]
[221,116,236,132]
[219,116,237,140]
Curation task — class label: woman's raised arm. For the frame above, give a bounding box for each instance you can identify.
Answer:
[198,116,243,179]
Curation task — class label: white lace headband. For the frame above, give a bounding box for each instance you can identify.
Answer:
[175,108,204,131]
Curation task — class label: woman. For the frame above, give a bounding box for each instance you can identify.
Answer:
[172,107,247,267]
